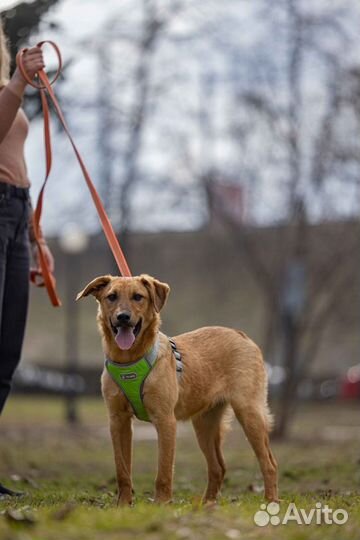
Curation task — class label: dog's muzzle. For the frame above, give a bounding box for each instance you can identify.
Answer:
[111,318,142,350]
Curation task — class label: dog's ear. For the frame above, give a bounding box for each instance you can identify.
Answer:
[140,274,170,313]
[76,275,112,301]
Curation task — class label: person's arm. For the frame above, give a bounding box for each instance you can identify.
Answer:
[0,74,25,143]
[0,47,45,144]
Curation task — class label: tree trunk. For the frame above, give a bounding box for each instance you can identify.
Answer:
[273,314,299,439]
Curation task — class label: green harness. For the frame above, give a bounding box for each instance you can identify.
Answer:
[105,338,182,423]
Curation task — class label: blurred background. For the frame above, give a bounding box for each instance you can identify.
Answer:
[1,0,360,438]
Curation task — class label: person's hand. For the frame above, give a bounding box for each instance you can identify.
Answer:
[12,46,45,87]
[32,242,55,274]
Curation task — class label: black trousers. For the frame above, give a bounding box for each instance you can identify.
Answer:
[0,184,30,414]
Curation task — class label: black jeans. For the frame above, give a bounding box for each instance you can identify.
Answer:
[0,185,30,414]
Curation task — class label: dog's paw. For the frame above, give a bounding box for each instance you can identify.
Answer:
[154,495,173,505]
[117,490,133,507]
[202,498,218,507]
[117,498,133,507]
[265,493,280,503]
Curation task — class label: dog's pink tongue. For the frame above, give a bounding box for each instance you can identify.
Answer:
[115,327,135,350]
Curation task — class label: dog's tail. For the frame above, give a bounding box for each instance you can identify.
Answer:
[235,329,274,432]
[264,403,274,433]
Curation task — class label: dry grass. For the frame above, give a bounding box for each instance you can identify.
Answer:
[0,398,359,539]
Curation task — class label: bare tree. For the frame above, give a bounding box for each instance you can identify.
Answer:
[200,0,360,438]
[92,0,203,260]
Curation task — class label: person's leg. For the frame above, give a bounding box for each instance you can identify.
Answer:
[0,199,10,413]
[0,199,10,498]
[0,195,29,498]
[0,196,30,413]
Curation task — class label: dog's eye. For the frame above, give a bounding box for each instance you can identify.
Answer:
[107,293,117,302]
[133,293,143,302]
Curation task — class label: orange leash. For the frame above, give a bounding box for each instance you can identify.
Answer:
[16,41,132,307]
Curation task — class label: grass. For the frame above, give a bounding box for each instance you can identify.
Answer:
[0,397,359,539]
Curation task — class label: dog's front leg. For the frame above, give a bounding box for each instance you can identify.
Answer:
[153,415,177,503]
[109,414,133,505]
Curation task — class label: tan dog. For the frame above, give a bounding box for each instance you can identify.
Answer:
[77,274,278,505]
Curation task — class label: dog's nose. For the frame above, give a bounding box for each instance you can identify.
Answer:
[116,312,131,324]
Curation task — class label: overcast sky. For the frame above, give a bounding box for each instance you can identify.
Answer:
[3,0,360,234]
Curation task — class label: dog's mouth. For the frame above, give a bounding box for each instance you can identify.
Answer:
[111,319,142,350]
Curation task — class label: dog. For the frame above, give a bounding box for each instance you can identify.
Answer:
[77,274,278,505]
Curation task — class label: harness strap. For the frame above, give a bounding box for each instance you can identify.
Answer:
[105,339,160,422]
[105,337,182,422]
[145,339,160,368]
[169,338,183,375]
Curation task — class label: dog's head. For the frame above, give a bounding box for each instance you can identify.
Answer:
[76,274,170,351]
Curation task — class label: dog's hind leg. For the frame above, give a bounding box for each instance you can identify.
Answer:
[192,402,231,503]
[231,400,278,501]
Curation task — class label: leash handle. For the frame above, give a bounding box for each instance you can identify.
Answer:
[16,41,62,89]
[17,41,132,307]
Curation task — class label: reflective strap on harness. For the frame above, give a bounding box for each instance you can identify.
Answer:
[169,338,183,375]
